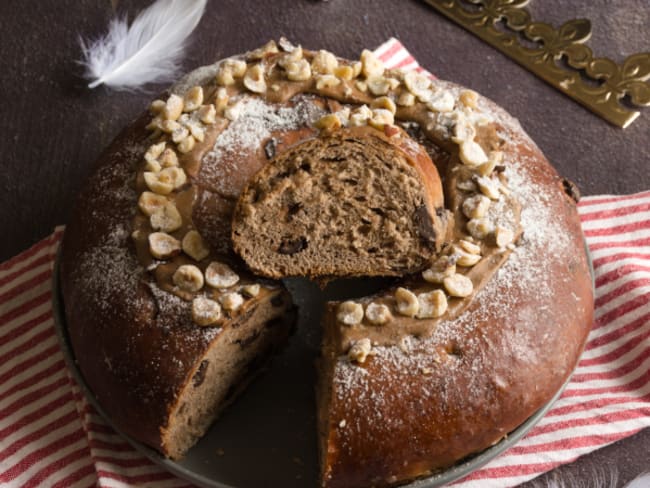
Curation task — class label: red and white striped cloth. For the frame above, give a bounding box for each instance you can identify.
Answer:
[1,39,649,487]
[455,190,650,487]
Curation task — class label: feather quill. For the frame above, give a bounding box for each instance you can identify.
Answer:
[80,0,207,90]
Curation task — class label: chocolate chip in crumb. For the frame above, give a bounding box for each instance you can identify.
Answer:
[286,202,302,222]
[562,178,581,203]
[264,138,277,160]
[414,205,437,249]
[278,237,308,255]
[192,360,209,387]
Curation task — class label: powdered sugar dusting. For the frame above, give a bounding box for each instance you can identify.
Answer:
[200,95,325,196]
[213,95,324,157]
[71,149,144,316]
[172,61,221,96]
[148,281,189,319]
[454,158,572,327]
[76,223,145,316]
[333,124,581,418]
[72,133,223,348]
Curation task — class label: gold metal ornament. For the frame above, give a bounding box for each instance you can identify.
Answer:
[424,0,650,128]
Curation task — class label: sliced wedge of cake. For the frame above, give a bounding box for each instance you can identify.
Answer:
[232,126,450,279]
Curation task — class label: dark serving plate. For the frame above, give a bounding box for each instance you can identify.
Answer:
[51,242,593,488]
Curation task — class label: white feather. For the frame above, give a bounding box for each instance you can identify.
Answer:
[530,466,650,488]
[80,0,207,90]
[530,465,618,488]
[624,472,650,488]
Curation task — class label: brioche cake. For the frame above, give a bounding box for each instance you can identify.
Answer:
[59,39,594,487]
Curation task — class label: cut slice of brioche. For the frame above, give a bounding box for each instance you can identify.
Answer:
[231,126,450,279]
[161,290,295,459]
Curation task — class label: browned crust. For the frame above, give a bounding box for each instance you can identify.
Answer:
[59,111,294,454]
[60,113,177,448]
[319,109,594,487]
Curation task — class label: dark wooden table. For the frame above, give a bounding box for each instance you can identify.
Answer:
[1,0,648,486]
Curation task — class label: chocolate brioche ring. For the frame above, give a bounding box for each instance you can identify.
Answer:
[60,39,593,487]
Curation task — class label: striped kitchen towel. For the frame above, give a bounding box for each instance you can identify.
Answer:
[1,39,649,487]
[0,228,191,488]
[455,190,650,487]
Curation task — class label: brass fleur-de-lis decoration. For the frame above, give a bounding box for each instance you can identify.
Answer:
[523,19,592,64]
[583,55,650,120]
[424,0,650,128]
